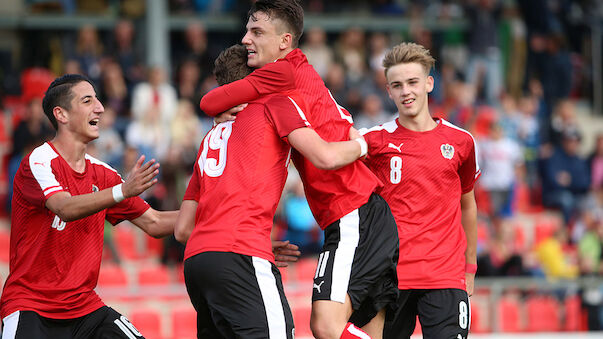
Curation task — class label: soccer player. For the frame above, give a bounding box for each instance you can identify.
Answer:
[174,44,370,339]
[361,43,480,339]
[0,74,178,339]
[199,1,399,338]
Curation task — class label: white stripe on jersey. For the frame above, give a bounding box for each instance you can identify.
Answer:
[331,209,360,303]
[252,257,288,339]
[85,154,124,181]
[359,119,398,135]
[1,310,20,339]
[286,96,311,127]
[29,143,62,196]
[440,119,481,178]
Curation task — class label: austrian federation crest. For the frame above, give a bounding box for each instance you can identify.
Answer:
[440,144,454,159]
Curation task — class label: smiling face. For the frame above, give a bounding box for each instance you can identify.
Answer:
[59,81,104,142]
[386,62,434,121]
[241,11,291,68]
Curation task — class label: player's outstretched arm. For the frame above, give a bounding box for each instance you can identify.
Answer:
[461,189,478,296]
[287,127,367,170]
[200,60,295,116]
[130,208,179,238]
[45,155,159,222]
[174,200,198,244]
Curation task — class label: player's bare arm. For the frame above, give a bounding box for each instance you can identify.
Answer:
[130,208,179,238]
[174,200,198,244]
[461,189,478,296]
[288,128,367,170]
[45,155,159,222]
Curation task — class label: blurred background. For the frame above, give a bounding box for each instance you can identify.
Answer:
[0,0,602,338]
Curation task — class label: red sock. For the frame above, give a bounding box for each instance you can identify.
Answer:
[339,322,372,339]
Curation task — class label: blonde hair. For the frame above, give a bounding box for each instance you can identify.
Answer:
[382,42,435,76]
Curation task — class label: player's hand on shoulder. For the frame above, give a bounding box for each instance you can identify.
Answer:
[122,155,160,198]
[214,103,248,125]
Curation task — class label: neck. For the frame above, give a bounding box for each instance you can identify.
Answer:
[397,110,437,132]
[51,132,88,172]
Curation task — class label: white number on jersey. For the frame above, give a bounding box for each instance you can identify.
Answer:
[200,121,234,177]
[390,156,402,184]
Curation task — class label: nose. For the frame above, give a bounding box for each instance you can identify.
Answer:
[95,98,105,113]
[241,31,251,45]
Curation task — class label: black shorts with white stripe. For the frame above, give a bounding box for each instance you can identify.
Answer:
[184,251,295,339]
[312,193,399,326]
[384,289,470,339]
[1,306,143,339]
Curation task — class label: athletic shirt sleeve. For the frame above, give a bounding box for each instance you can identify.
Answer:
[18,159,51,208]
[264,94,312,139]
[183,167,201,201]
[199,60,295,116]
[459,135,481,194]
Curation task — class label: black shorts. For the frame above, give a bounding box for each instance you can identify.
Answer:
[384,289,470,339]
[184,251,294,339]
[1,306,143,339]
[312,193,399,327]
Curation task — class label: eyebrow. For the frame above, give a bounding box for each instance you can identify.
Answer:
[80,95,94,101]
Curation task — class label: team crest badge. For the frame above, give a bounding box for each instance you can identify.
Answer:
[92,184,99,193]
[440,144,454,159]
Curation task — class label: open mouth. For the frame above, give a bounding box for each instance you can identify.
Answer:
[402,98,415,105]
[247,49,256,57]
[89,119,99,126]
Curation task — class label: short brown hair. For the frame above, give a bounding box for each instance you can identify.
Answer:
[249,0,304,48]
[213,45,254,85]
[382,42,435,76]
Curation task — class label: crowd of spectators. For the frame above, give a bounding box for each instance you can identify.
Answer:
[1,0,602,329]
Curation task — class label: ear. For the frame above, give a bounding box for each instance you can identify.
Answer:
[53,106,68,126]
[280,33,293,50]
[426,75,434,93]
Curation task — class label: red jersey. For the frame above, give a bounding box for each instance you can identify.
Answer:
[362,118,480,290]
[200,48,381,228]
[0,142,149,319]
[183,94,310,263]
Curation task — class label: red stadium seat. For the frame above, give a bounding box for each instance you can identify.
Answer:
[292,305,312,338]
[295,257,317,283]
[130,308,162,339]
[0,230,9,263]
[175,263,185,284]
[564,294,587,331]
[137,265,171,286]
[97,264,128,287]
[114,225,139,260]
[470,301,489,333]
[525,295,560,332]
[171,306,197,339]
[145,236,163,258]
[497,296,522,332]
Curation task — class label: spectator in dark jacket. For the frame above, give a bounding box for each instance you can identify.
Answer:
[540,129,591,225]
